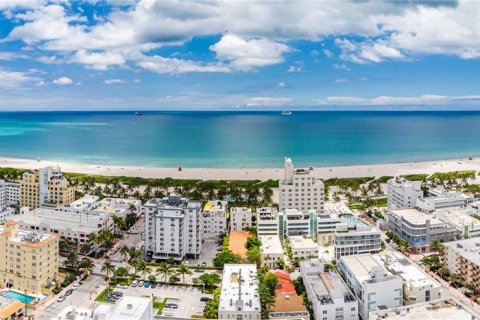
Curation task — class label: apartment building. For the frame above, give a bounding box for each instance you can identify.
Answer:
[202,200,227,239]
[257,207,281,237]
[374,251,442,305]
[284,209,318,238]
[230,207,253,231]
[0,208,16,224]
[290,235,319,261]
[387,178,423,209]
[279,157,324,212]
[270,271,310,320]
[334,214,382,259]
[0,180,19,208]
[144,196,202,262]
[19,167,75,209]
[338,254,403,319]
[435,207,480,238]
[0,296,25,320]
[317,212,344,245]
[443,238,480,293]
[259,235,284,269]
[219,264,261,320]
[91,197,142,218]
[0,221,58,295]
[10,208,113,245]
[300,260,358,320]
[386,208,460,253]
[416,188,474,213]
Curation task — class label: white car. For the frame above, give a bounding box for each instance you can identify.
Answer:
[116,285,128,289]
[57,295,66,302]
[71,284,80,290]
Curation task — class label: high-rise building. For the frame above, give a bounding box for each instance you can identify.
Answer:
[0,221,58,295]
[144,196,202,262]
[279,157,324,212]
[387,178,423,209]
[443,238,480,293]
[19,167,75,209]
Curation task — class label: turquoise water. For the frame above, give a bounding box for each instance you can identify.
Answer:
[2,290,36,303]
[0,111,480,168]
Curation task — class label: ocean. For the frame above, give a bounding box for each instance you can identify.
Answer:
[0,111,479,168]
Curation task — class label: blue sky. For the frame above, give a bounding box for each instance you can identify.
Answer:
[1,0,480,110]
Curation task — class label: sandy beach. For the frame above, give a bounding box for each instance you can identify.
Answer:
[0,156,479,180]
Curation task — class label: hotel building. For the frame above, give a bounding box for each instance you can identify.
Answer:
[230,207,253,231]
[257,207,281,237]
[338,254,403,319]
[386,208,460,253]
[19,167,75,209]
[219,264,261,320]
[300,260,358,320]
[387,178,423,209]
[416,188,475,213]
[0,221,58,295]
[279,157,324,212]
[144,196,202,262]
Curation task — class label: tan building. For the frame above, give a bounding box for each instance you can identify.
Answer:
[0,296,24,320]
[443,238,480,292]
[0,221,58,295]
[20,167,75,209]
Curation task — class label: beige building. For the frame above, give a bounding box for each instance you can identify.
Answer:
[20,167,75,209]
[0,296,25,320]
[443,238,480,293]
[0,221,58,295]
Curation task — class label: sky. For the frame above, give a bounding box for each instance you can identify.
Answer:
[1,0,480,111]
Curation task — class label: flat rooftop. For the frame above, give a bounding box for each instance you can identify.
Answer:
[92,198,140,214]
[340,254,390,282]
[436,208,480,227]
[259,235,284,255]
[290,236,318,250]
[228,230,250,258]
[370,298,479,320]
[203,200,227,213]
[0,221,56,247]
[107,296,153,320]
[443,238,480,265]
[230,207,252,214]
[219,264,260,313]
[11,208,109,233]
[324,202,354,215]
[389,208,444,225]
[0,296,24,319]
[69,194,99,210]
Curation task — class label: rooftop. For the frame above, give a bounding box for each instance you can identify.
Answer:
[259,235,284,255]
[324,202,354,215]
[92,197,141,215]
[106,296,153,320]
[203,200,227,213]
[389,208,444,225]
[340,254,391,283]
[370,298,480,320]
[290,235,318,250]
[443,238,480,265]
[68,194,99,210]
[435,208,480,228]
[0,221,57,247]
[145,196,201,210]
[270,271,308,316]
[219,264,261,313]
[230,207,252,214]
[228,230,250,258]
[0,296,24,319]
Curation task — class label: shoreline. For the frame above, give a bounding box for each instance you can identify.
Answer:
[0,156,479,180]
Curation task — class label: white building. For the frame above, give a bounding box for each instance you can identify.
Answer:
[52,296,154,320]
[259,235,284,269]
[338,254,403,319]
[386,208,460,253]
[300,260,358,320]
[65,194,99,213]
[144,196,202,262]
[202,200,227,239]
[91,197,142,217]
[374,251,442,305]
[0,180,19,208]
[416,188,475,213]
[387,178,423,209]
[230,207,253,231]
[257,207,281,237]
[334,214,382,259]
[318,203,348,245]
[0,207,16,223]
[10,207,113,244]
[435,207,480,238]
[290,235,319,261]
[219,264,261,320]
[279,157,324,212]
[284,209,318,238]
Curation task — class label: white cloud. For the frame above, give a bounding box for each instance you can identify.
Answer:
[323,49,333,58]
[138,55,230,74]
[72,50,125,70]
[333,63,350,71]
[287,65,302,73]
[0,68,39,88]
[104,79,127,85]
[210,34,291,70]
[0,0,44,10]
[277,81,286,88]
[246,96,291,107]
[52,77,73,85]
[315,94,480,106]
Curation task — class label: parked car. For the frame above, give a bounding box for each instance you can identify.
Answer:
[144,281,151,288]
[194,269,204,273]
[116,285,128,289]
[112,291,123,297]
[131,280,138,287]
[151,283,157,289]
[138,281,145,286]
[165,303,178,309]
[216,246,222,251]
[65,289,73,296]
[71,284,80,290]
[57,295,66,302]
[200,297,211,302]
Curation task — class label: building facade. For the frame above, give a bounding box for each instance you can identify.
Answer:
[0,180,19,209]
[19,167,75,209]
[230,207,253,231]
[0,221,58,295]
[290,235,319,261]
[257,207,281,237]
[443,238,480,293]
[387,178,423,209]
[259,235,284,269]
[144,196,202,262]
[279,157,324,212]
[202,200,227,239]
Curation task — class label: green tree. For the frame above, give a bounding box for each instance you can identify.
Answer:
[64,252,79,271]
[101,260,115,280]
[156,263,174,282]
[78,258,95,276]
[203,288,220,319]
[430,240,443,254]
[176,264,193,284]
[115,267,130,278]
[198,273,221,290]
[213,250,241,268]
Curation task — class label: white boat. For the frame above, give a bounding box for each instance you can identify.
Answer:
[134,112,143,115]
[281,111,292,116]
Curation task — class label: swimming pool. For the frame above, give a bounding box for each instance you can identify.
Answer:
[2,290,36,304]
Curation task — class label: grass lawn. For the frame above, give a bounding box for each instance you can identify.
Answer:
[95,286,115,304]
[375,197,388,207]
[153,297,168,315]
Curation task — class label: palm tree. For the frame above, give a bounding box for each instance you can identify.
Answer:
[79,258,95,276]
[137,261,151,280]
[156,262,174,282]
[64,252,79,271]
[448,273,460,285]
[88,233,100,259]
[79,243,92,257]
[120,246,131,266]
[176,264,192,284]
[430,240,443,254]
[112,216,126,234]
[101,260,115,280]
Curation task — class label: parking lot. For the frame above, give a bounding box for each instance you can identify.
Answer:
[186,240,219,266]
[116,283,212,318]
